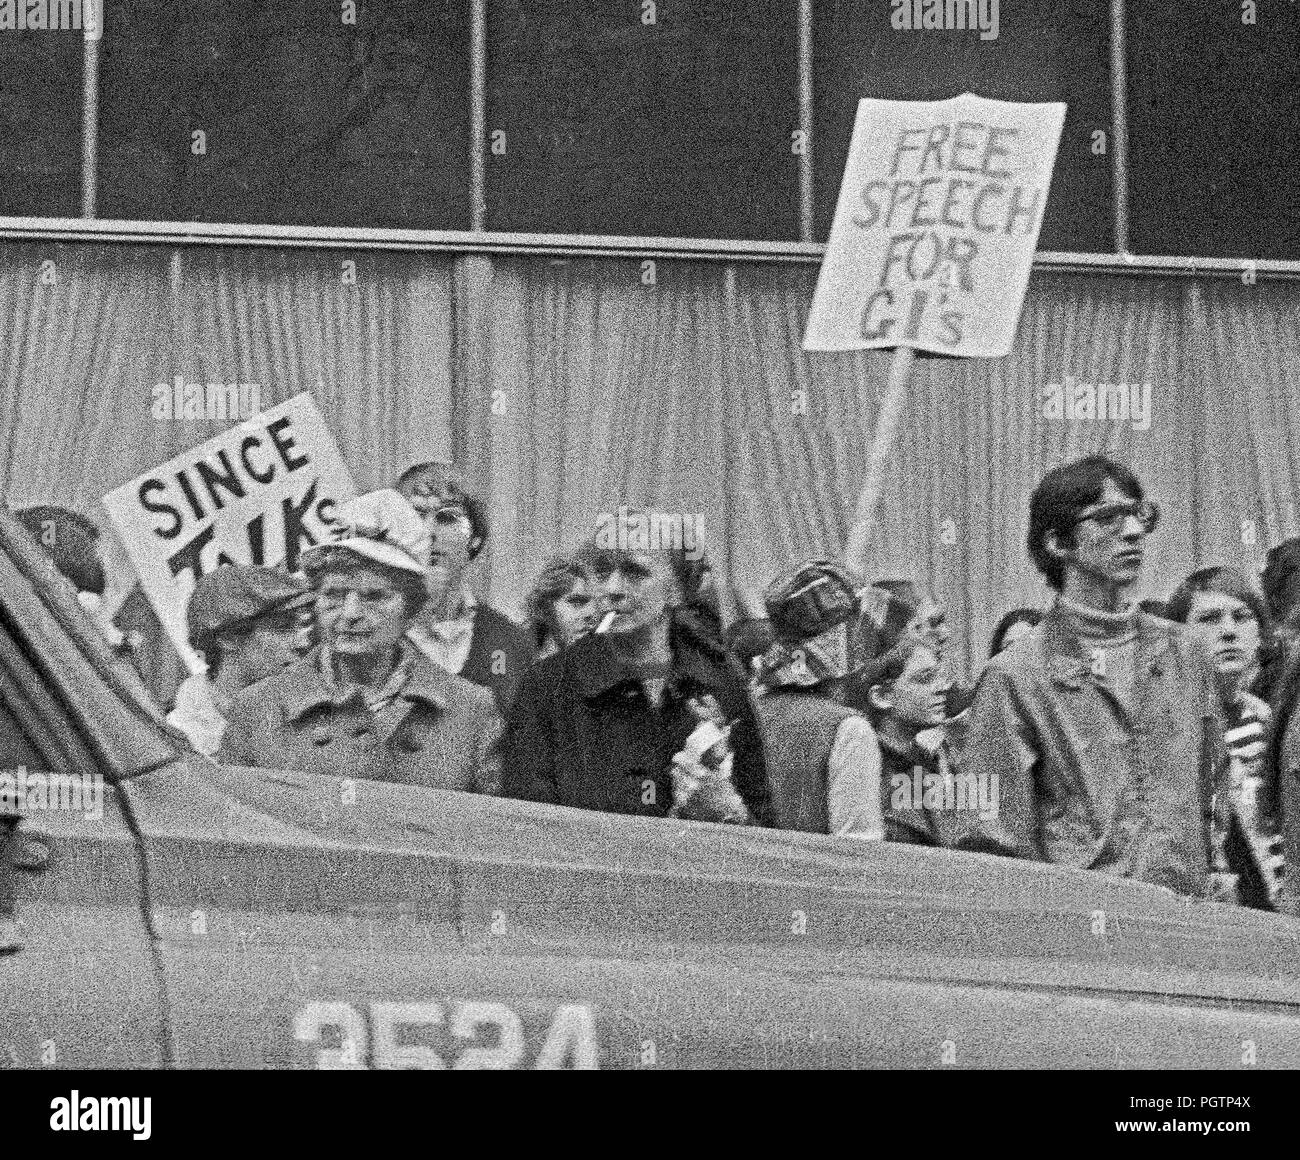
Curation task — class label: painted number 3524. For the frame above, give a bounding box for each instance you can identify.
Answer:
[294,1000,599,1070]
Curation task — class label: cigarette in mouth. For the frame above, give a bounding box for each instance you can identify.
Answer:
[595,611,617,634]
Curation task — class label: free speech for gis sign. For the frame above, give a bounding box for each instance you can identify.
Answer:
[805,94,1065,359]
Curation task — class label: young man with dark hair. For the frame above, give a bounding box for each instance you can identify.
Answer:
[395,462,533,714]
[963,454,1236,899]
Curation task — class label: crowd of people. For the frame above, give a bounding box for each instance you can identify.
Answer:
[16,453,1300,915]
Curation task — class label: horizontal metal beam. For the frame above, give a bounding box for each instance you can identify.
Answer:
[0,215,1297,279]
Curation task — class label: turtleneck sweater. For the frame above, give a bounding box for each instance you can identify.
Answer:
[1056,594,1140,709]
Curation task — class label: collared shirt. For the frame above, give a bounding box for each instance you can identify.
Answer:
[167,674,228,757]
[318,642,410,705]
[407,585,478,675]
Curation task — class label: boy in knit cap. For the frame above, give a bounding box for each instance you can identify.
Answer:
[752,560,884,838]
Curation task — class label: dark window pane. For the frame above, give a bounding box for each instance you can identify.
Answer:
[0,28,83,217]
[488,0,800,239]
[813,0,1114,252]
[97,0,469,228]
[1128,2,1300,260]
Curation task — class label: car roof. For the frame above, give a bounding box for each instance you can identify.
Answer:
[90,755,1299,1011]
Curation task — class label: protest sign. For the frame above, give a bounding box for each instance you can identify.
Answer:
[805,95,1066,571]
[804,93,1066,357]
[103,393,355,673]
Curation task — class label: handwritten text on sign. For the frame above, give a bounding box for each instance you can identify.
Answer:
[804,95,1065,358]
[102,393,355,672]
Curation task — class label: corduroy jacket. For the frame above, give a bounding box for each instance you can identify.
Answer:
[961,601,1231,897]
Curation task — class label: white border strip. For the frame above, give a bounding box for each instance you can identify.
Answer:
[0,215,1295,278]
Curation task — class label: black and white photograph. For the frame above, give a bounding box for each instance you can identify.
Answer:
[0,0,1297,1124]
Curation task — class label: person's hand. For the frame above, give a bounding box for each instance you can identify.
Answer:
[1226,702,1269,776]
[669,714,748,822]
[1206,870,1240,906]
[671,759,749,824]
[685,694,728,730]
[669,757,703,813]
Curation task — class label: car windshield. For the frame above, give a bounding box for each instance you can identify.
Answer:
[0,510,183,780]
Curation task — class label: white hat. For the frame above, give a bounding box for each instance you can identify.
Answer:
[306,489,431,575]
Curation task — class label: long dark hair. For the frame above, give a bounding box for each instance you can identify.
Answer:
[1027,455,1144,590]
[1167,565,1284,701]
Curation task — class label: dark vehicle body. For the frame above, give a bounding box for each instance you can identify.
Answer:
[2,509,1298,1069]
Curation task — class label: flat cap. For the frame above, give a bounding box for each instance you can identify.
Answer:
[186,564,312,644]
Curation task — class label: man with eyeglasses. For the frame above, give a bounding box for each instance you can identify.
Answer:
[395,462,534,715]
[961,454,1236,899]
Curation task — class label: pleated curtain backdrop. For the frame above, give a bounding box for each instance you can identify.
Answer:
[1,240,1297,689]
[472,258,1300,680]
[0,242,455,617]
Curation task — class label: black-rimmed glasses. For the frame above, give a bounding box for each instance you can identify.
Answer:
[1074,498,1160,534]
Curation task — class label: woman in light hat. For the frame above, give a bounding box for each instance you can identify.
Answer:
[217,490,502,794]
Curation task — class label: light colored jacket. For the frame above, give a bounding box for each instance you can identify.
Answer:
[961,601,1230,897]
[217,644,502,793]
